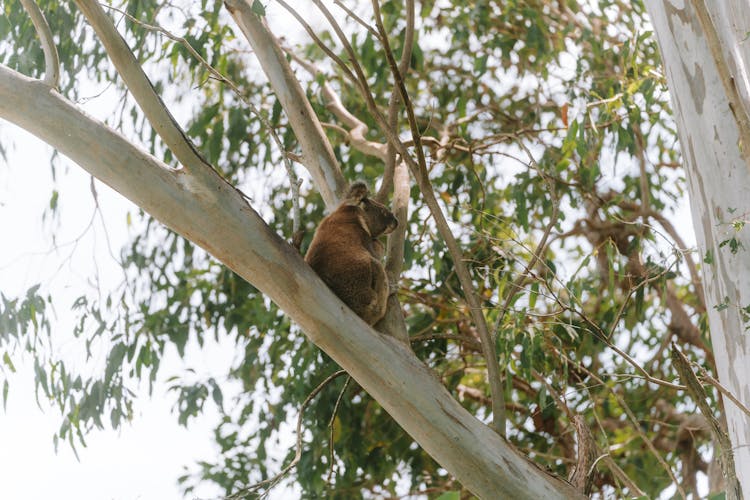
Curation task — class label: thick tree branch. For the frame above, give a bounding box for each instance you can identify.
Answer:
[96,4,303,236]
[224,0,347,208]
[0,64,583,500]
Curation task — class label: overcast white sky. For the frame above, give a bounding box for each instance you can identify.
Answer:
[0,126,241,500]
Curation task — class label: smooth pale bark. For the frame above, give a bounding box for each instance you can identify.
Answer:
[646,0,750,495]
[0,65,583,499]
[699,1,750,152]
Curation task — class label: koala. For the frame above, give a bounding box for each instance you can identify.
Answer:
[305,182,398,325]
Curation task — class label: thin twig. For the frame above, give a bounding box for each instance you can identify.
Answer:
[327,375,352,483]
[275,0,358,86]
[226,370,348,499]
[332,0,380,39]
[561,350,687,499]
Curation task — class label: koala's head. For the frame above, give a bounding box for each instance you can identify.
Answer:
[344,181,398,237]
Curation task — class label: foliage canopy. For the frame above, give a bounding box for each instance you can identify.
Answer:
[0,0,719,498]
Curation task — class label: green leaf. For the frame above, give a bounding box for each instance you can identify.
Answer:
[528,281,539,310]
[715,297,730,312]
[105,343,127,386]
[435,493,460,500]
[473,53,488,75]
[2,352,15,372]
[251,0,265,16]
[49,189,59,211]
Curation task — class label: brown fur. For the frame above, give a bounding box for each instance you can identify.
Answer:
[305,182,398,325]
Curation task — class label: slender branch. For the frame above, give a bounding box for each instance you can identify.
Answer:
[311,0,373,100]
[224,0,347,208]
[695,363,750,420]
[671,344,742,500]
[19,0,60,87]
[100,4,302,235]
[371,0,507,436]
[274,0,358,86]
[602,455,646,497]
[327,374,352,483]
[75,0,214,177]
[376,0,414,202]
[332,0,380,39]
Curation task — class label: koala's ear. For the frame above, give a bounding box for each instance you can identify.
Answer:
[346,181,369,203]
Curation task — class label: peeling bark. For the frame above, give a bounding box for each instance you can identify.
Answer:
[646,0,750,495]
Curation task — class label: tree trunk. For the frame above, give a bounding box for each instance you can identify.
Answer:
[646,1,750,496]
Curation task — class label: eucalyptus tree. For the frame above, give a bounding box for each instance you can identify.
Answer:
[0,0,740,498]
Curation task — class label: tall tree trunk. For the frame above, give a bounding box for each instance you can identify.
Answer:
[646,1,750,496]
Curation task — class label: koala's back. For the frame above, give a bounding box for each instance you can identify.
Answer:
[305,182,397,325]
[305,206,372,288]
[305,206,385,324]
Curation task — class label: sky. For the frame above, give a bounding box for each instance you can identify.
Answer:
[0,127,237,500]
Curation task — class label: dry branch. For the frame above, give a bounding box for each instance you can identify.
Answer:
[671,344,743,500]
